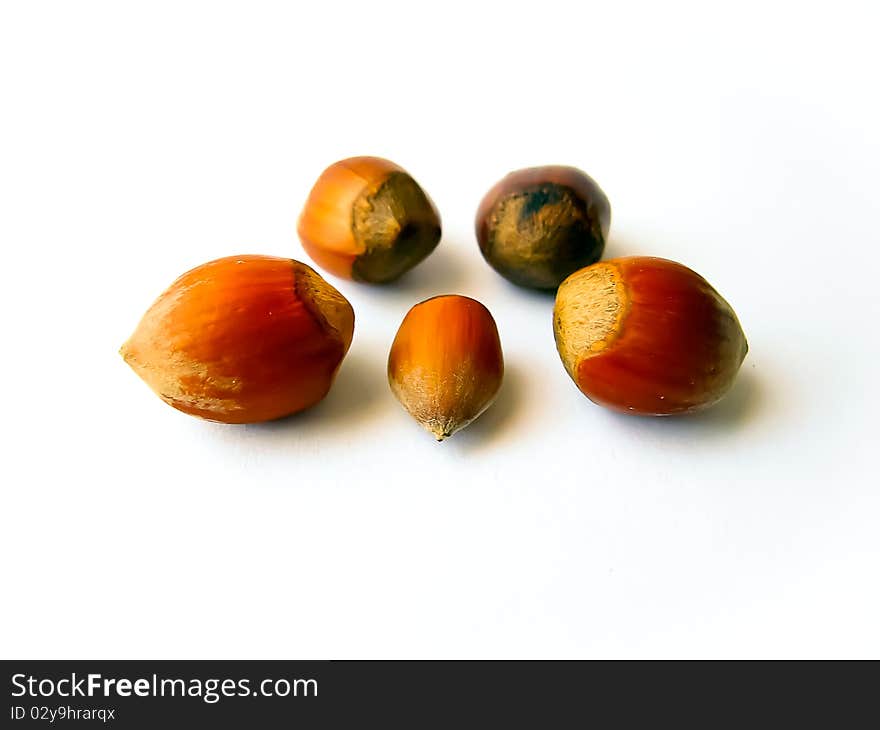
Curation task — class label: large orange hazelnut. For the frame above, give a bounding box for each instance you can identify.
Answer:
[120,255,354,423]
[388,295,504,440]
[554,257,747,415]
[298,156,441,284]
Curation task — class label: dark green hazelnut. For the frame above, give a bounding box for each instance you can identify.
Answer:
[475,166,611,290]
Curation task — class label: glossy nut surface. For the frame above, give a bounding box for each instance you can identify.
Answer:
[120,255,354,423]
[388,295,504,440]
[554,256,747,415]
[298,156,441,284]
[476,165,611,289]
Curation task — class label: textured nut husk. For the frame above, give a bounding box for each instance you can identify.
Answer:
[388,295,504,440]
[476,165,611,290]
[553,257,748,415]
[120,255,354,423]
[298,156,442,284]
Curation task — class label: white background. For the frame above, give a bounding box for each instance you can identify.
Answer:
[1,0,878,659]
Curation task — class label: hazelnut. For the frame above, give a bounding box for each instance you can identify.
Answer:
[476,165,611,289]
[554,257,747,415]
[388,295,504,440]
[297,156,442,284]
[120,255,354,423]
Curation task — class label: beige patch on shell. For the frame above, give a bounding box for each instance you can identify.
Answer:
[294,263,355,351]
[352,184,401,254]
[553,262,627,380]
[119,342,245,415]
[389,362,500,441]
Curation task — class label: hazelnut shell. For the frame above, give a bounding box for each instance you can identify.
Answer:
[476,165,611,289]
[298,156,441,284]
[388,295,504,440]
[120,255,354,423]
[553,256,747,415]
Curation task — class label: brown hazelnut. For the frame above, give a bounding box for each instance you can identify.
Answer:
[298,156,441,284]
[388,295,504,440]
[476,165,611,289]
[120,255,354,423]
[554,257,748,415]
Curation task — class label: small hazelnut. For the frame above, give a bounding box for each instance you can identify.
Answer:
[388,295,504,440]
[554,256,748,415]
[298,156,442,284]
[120,255,354,423]
[475,165,611,289]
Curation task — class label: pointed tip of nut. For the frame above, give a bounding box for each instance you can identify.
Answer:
[119,340,141,371]
[428,423,453,442]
